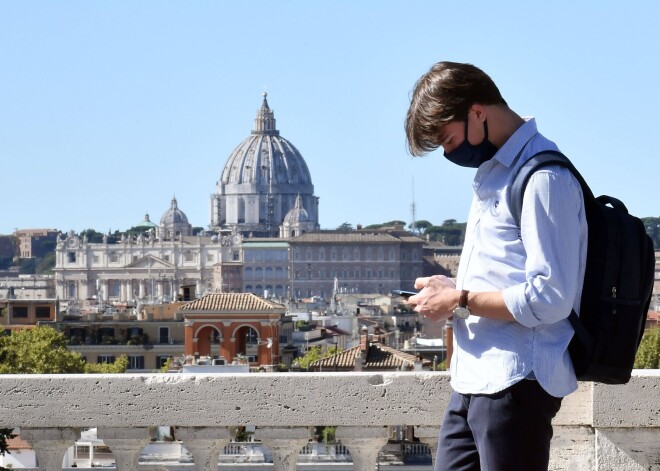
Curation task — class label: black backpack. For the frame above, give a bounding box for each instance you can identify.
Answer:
[510,150,655,384]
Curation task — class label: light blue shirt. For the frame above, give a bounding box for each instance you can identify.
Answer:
[451,118,587,398]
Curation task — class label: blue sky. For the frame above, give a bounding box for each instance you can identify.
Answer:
[1,1,658,235]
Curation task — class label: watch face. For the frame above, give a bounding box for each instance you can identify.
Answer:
[453,306,470,319]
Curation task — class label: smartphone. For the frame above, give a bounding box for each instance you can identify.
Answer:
[391,289,418,299]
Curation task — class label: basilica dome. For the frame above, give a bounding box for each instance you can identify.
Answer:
[219,93,313,187]
[211,94,319,237]
[160,197,192,239]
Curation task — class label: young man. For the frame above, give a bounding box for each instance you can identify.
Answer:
[405,62,587,471]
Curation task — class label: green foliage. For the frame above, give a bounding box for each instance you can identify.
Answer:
[642,217,660,248]
[409,220,433,233]
[634,327,660,369]
[84,355,128,373]
[424,220,467,246]
[160,357,173,373]
[17,258,36,275]
[35,252,55,274]
[295,345,340,370]
[79,228,106,243]
[336,222,354,231]
[313,426,337,444]
[0,326,86,374]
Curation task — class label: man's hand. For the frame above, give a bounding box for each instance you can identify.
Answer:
[408,275,460,322]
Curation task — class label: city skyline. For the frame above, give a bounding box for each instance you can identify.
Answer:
[2,1,659,235]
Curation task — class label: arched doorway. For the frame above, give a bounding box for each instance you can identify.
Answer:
[195,325,222,357]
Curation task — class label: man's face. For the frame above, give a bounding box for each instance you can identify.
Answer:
[437,110,484,154]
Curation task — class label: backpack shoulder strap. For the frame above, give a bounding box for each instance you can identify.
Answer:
[509,150,592,226]
[509,149,594,342]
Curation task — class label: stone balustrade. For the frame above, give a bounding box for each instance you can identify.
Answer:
[1,371,659,470]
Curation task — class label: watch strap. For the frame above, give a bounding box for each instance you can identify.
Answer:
[459,289,469,309]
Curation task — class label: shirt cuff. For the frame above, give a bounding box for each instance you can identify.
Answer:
[502,284,541,328]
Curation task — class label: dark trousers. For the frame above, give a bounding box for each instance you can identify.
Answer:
[434,379,562,471]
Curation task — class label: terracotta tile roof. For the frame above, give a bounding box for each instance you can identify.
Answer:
[7,435,32,450]
[178,293,285,312]
[310,343,425,371]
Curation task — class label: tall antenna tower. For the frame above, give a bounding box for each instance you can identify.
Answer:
[411,177,417,234]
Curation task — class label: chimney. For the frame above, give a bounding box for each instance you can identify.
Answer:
[360,326,369,354]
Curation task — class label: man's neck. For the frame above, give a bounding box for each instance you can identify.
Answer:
[486,105,525,149]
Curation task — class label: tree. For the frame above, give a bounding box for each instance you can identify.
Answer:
[634,327,660,369]
[0,326,86,374]
[79,228,106,243]
[642,217,660,248]
[409,220,433,234]
[0,327,127,465]
[336,222,354,231]
[294,345,342,370]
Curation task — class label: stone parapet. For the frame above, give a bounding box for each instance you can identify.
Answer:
[0,371,658,470]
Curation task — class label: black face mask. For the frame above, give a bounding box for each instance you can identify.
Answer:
[443,119,497,168]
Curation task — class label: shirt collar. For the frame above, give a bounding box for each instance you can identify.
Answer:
[492,117,538,168]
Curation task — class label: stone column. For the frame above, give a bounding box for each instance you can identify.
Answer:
[255,426,310,471]
[336,426,389,471]
[21,427,80,471]
[415,426,440,469]
[97,426,153,471]
[177,426,232,471]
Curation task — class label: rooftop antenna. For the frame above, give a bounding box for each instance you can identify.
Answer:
[411,177,417,234]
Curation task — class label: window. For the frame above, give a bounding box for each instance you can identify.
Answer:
[157,356,171,369]
[163,254,170,262]
[93,255,99,263]
[97,355,116,364]
[127,355,145,370]
[233,251,240,261]
[207,254,214,262]
[109,252,119,263]
[184,251,194,262]
[68,252,76,263]
[12,306,28,318]
[35,306,51,319]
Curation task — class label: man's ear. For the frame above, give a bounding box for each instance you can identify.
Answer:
[469,103,487,122]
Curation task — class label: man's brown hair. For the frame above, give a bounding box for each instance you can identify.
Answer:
[405,62,506,157]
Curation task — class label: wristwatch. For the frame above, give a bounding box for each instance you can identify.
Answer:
[453,290,471,319]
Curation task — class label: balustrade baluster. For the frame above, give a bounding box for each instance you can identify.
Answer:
[176,426,231,471]
[336,426,389,471]
[97,426,153,471]
[21,427,80,471]
[255,426,310,471]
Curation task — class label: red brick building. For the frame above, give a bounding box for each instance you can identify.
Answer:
[178,292,287,366]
